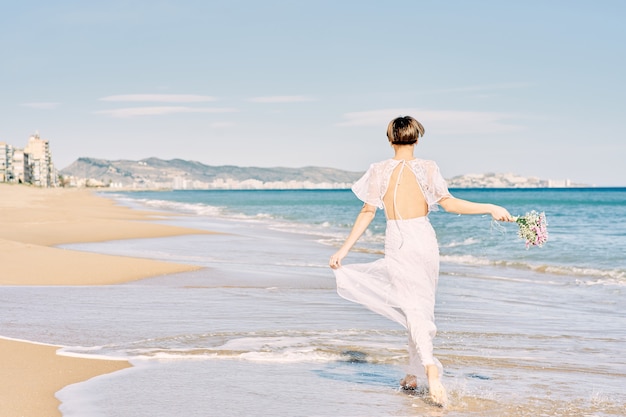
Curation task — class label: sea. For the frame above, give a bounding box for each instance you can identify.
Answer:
[2,188,625,417]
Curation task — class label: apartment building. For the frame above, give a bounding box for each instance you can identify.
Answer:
[0,133,56,187]
[24,133,55,187]
[0,142,11,182]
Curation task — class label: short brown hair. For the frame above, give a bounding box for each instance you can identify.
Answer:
[386,116,425,145]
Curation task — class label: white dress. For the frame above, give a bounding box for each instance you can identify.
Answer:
[333,158,452,378]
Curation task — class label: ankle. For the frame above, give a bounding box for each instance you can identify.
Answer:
[425,364,439,380]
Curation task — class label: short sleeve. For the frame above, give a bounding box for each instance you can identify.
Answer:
[351,164,384,209]
[425,162,452,211]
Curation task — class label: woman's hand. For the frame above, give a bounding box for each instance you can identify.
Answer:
[329,249,347,269]
[490,204,514,222]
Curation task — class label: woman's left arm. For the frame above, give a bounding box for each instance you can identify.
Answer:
[439,197,513,222]
[329,203,376,269]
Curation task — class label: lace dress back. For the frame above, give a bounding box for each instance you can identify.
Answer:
[351,158,452,213]
[382,160,429,220]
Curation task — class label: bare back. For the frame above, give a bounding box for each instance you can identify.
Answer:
[382,161,428,220]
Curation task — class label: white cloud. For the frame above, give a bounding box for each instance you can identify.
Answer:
[99,94,218,103]
[246,95,316,103]
[20,102,61,109]
[337,108,524,134]
[94,106,238,118]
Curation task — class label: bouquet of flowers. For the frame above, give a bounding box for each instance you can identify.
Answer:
[514,210,548,248]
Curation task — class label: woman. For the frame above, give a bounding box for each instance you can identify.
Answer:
[329,116,512,406]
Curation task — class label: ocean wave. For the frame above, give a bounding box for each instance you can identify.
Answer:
[118,195,355,240]
[442,238,480,248]
[441,254,626,286]
[114,194,625,287]
[116,197,225,217]
[62,330,408,365]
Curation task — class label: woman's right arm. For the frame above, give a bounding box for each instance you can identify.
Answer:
[329,203,376,269]
[439,197,513,222]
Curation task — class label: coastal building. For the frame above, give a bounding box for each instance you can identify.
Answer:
[0,142,12,182]
[24,133,56,187]
[12,149,28,183]
[547,178,572,188]
[0,133,57,187]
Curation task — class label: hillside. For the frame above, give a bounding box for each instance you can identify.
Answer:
[60,157,583,189]
[60,157,362,189]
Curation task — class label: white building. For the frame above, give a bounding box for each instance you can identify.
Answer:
[0,133,58,187]
[547,178,571,188]
[23,132,57,187]
[0,142,12,182]
[13,149,29,183]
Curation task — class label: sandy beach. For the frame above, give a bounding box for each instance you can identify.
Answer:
[0,184,209,416]
[0,337,131,417]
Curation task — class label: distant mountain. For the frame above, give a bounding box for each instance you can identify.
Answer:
[59,157,584,189]
[59,157,363,189]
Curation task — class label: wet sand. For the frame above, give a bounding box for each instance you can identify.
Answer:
[0,184,209,416]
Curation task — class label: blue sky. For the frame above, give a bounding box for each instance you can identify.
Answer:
[1,0,624,185]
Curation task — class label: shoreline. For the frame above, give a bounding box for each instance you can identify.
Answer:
[0,336,131,417]
[0,184,212,285]
[0,184,210,416]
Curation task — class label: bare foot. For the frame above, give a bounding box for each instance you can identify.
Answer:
[400,374,417,390]
[425,365,448,406]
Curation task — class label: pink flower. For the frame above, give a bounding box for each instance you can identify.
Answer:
[515,211,548,249]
